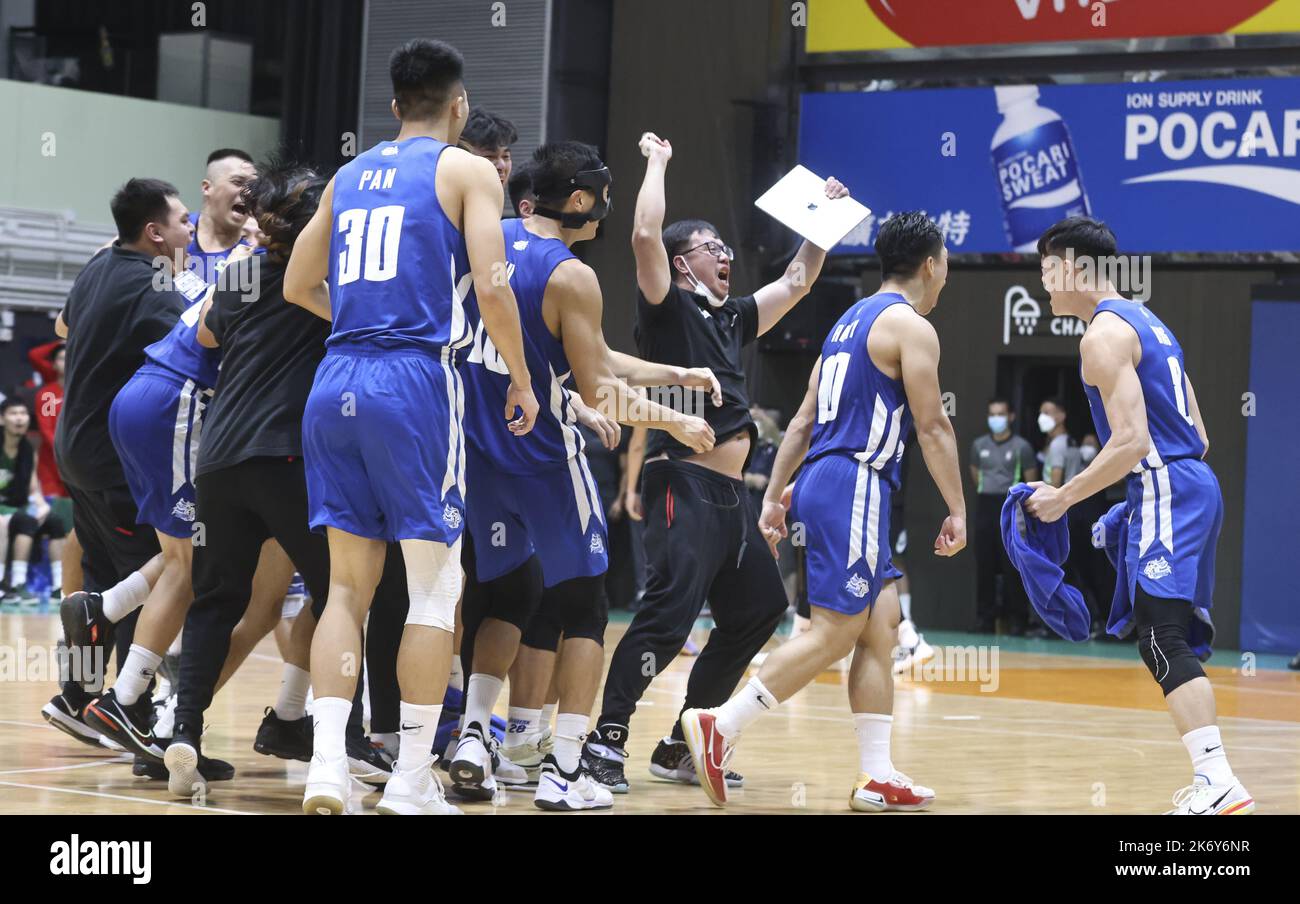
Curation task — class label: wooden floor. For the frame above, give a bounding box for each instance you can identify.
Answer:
[2,608,1297,815]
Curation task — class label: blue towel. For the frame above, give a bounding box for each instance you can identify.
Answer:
[999,484,1092,642]
[1095,501,1215,661]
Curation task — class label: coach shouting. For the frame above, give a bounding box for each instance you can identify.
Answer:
[582,132,848,792]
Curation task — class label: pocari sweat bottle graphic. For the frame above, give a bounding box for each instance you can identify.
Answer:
[991,85,1090,252]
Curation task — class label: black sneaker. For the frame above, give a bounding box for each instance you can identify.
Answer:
[253,707,313,762]
[85,689,164,761]
[159,740,236,798]
[136,751,235,781]
[41,689,109,749]
[580,723,630,794]
[649,737,744,788]
[59,591,114,669]
[347,735,394,787]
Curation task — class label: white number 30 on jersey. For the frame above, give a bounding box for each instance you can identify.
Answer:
[337,205,404,285]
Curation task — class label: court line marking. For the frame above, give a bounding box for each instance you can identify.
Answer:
[0,757,131,776]
[0,780,260,814]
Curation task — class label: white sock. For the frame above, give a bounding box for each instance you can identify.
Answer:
[114,644,163,706]
[311,696,351,762]
[1183,725,1233,786]
[464,673,503,733]
[540,702,556,731]
[102,570,151,623]
[153,694,177,739]
[274,664,311,721]
[554,713,588,773]
[448,654,464,692]
[51,560,62,590]
[396,701,442,772]
[898,592,912,622]
[714,676,778,739]
[508,706,541,741]
[166,630,182,657]
[11,561,27,587]
[854,713,894,778]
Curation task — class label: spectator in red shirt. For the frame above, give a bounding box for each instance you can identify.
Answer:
[27,341,67,498]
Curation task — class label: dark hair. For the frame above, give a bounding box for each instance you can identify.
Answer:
[110,178,181,243]
[875,211,944,280]
[987,397,1012,412]
[530,141,604,206]
[207,148,253,167]
[662,219,721,260]
[46,342,66,363]
[1042,396,1067,414]
[243,155,326,265]
[1036,216,1118,259]
[1,398,30,417]
[507,163,534,217]
[461,108,518,150]
[390,39,464,121]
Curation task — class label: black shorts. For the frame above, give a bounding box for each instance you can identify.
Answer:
[65,482,161,593]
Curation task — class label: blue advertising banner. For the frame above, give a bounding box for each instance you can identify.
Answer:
[800,78,1300,254]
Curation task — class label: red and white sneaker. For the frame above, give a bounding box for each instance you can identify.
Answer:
[679,708,735,807]
[849,770,935,812]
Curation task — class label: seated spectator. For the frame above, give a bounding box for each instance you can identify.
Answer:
[0,398,67,603]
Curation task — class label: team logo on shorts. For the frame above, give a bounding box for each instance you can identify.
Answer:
[1143,556,1173,580]
[171,499,196,522]
[845,573,870,598]
[442,504,463,530]
[589,532,605,555]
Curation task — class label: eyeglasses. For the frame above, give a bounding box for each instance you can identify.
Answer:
[681,240,735,261]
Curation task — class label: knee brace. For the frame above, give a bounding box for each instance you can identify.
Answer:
[1134,588,1204,696]
[543,574,609,645]
[402,537,463,632]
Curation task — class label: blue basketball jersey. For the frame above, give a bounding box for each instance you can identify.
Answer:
[142,294,221,391]
[327,137,473,354]
[1082,298,1204,470]
[806,292,913,490]
[461,218,582,474]
[186,212,263,285]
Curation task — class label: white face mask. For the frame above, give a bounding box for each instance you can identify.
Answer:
[1080,445,1098,463]
[1037,413,1057,434]
[679,258,728,308]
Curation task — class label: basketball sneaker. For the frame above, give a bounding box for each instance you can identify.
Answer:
[501,728,553,779]
[487,732,531,789]
[347,735,394,787]
[159,742,235,796]
[41,690,107,749]
[449,721,497,801]
[849,770,935,812]
[581,723,630,794]
[649,736,744,788]
[59,591,114,663]
[892,620,935,676]
[377,758,462,815]
[85,689,164,761]
[1164,777,1255,815]
[302,751,353,815]
[253,707,313,761]
[533,755,614,811]
[679,708,735,806]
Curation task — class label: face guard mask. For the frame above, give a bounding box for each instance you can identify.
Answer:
[532,166,612,229]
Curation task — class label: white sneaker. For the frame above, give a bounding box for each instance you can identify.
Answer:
[1164,777,1255,815]
[302,753,352,815]
[892,633,936,676]
[897,619,919,651]
[163,740,203,799]
[449,722,497,800]
[491,739,532,788]
[533,756,613,811]
[376,758,462,815]
[501,728,553,773]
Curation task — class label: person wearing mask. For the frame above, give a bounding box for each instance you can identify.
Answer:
[1038,397,1071,487]
[970,398,1039,634]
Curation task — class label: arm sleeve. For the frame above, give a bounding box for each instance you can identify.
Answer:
[27,341,62,382]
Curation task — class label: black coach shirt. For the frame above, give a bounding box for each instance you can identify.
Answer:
[197,257,330,476]
[55,244,187,491]
[635,283,759,462]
